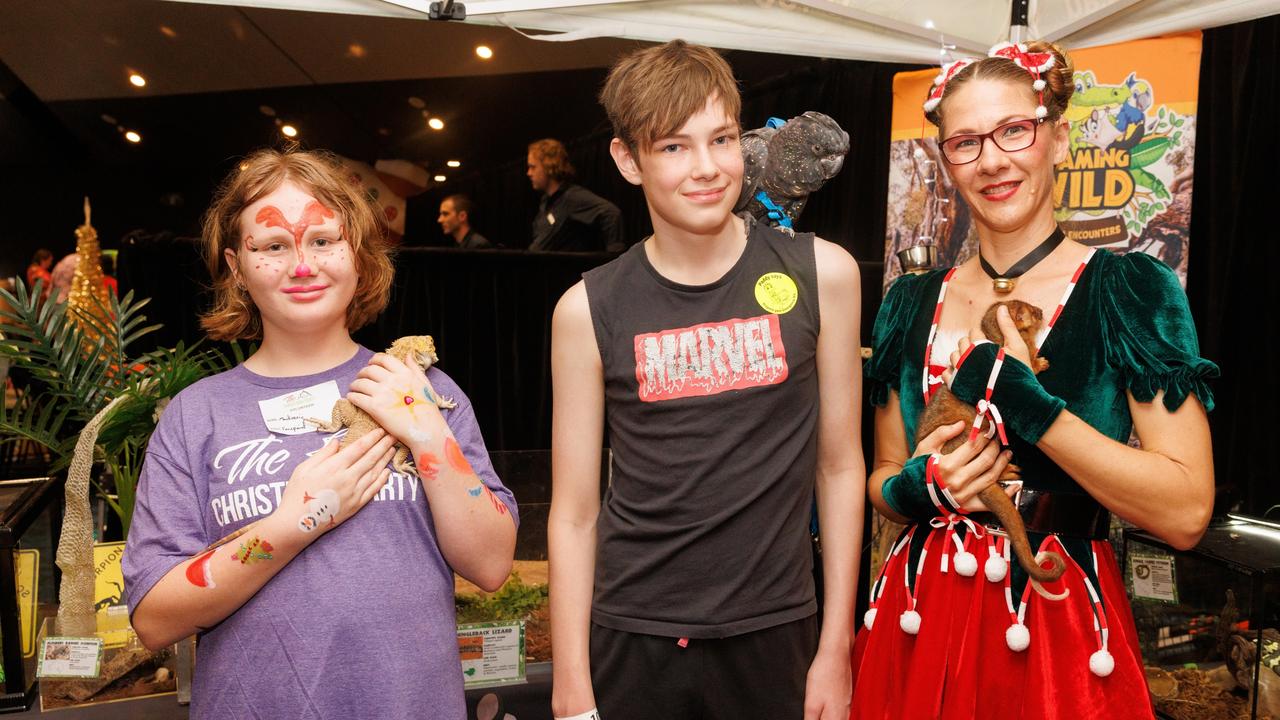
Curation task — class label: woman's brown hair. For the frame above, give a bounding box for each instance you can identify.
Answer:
[199,147,394,340]
[926,40,1075,131]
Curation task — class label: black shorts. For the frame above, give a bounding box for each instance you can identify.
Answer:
[589,615,818,720]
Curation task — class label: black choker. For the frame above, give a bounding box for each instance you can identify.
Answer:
[979,227,1065,293]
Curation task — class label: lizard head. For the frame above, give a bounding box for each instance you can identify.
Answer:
[388,335,440,371]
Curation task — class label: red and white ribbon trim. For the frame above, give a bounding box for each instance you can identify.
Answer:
[929,513,983,575]
[921,267,958,404]
[925,454,965,516]
[1039,249,1097,347]
[968,348,1010,445]
[863,527,914,629]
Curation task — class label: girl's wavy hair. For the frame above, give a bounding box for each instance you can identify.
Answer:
[199,147,395,340]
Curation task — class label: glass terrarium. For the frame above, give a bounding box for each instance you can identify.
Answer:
[0,476,62,712]
[458,450,608,718]
[1124,517,1280,720]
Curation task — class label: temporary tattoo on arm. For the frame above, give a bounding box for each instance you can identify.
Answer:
[422,385,435,404]
[467,485,483,497]
[445,437,474,475]
[186,549,217,588]
[298,489,340,532]
[481,485,509,516]
[231,536,275,565]
[416,451,441,480]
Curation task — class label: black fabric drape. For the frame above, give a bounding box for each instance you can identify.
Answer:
[1187,16,1279,518]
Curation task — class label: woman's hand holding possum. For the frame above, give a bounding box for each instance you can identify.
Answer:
[949,304,1034,370]
[915,420,1017,513]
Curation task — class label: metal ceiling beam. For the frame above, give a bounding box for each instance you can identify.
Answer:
[788,0,991,56]
[1039,0,1142,42]
[377,0,649,15]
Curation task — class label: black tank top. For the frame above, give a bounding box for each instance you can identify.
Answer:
[583,220,821,638]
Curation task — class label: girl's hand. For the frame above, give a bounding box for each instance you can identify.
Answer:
[345,353,446,446]
[279,428,395,534]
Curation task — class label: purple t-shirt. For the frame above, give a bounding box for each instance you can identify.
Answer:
[123,347,518,720]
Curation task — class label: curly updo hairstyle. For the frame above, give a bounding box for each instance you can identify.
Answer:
[926,40,1075,131]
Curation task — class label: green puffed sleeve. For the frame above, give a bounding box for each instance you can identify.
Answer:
[1099,251,1219,412]
[865,272,931,407]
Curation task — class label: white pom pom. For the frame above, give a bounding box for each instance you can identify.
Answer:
[1089,649,1115,677]
[913,147,927,161]
[953,551,978,577]
[1006,623,1030,652]
[985,554,1008,583]
[863,608,877,630]
[1033,78,1046,91]
[899,609,922,635]
[1035,105,1048,119]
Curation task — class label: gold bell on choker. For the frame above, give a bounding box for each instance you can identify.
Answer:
[992,277,1016,293]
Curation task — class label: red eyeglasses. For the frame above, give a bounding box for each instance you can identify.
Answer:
[939,118,1045,165]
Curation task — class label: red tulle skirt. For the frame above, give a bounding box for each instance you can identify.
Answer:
[850,524,1154,720]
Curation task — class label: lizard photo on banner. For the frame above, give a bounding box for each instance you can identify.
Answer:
[882,31,1201,291]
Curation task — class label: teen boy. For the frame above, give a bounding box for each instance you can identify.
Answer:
[548,40,865,720]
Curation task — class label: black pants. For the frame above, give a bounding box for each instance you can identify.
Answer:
[589,615,818,720]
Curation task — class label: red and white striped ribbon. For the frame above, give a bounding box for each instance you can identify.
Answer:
[925,454,965,516]
[969,348,1010,445]
[921,267,959,404]
[1039,249,1097,346]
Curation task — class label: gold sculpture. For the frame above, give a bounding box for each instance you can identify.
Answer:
[67,197,112,342]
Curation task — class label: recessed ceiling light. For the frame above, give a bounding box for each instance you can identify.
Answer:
[346,43,366,59]
[428,118,445,131]
[446,160,461,168]
[124,130,142,143]
[259,105,276,117]
[475,45,493,60]
[129,73,146,88]
[408,96,425,109]
[434,175,447,182]
[100,113,117,125]
[159,25,178,39]
[281,124,298,138]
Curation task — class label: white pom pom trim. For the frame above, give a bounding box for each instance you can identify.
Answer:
[863,608,877,630]
[1006,623,1030,652]
[1035,105,1049,119]
[913,147,927,160]
[1089,649,1115,677]
[953,551,978,577]
[1033,79,1046,91]
[923,97,942,113]
[900,609,922,635]
[984,554,1008,583]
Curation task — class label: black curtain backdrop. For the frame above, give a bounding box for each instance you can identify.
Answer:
[118,14,1277,516]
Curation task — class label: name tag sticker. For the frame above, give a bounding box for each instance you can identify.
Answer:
[258,381,341,436]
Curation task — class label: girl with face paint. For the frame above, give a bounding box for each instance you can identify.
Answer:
[123,149,517,720]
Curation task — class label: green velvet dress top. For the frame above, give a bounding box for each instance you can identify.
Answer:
[867,249,1218,498]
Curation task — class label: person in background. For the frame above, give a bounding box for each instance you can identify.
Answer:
[438,194,493,249]
[50,252,77,303]
[25,248,53,301]
[527,138,625,253]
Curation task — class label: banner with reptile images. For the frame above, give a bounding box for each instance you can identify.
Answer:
[882,32,1201,291]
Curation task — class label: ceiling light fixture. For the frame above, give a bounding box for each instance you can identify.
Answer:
[446,160,461,168]
[475,45,493,60]
[434,175,447,182]
[129,73,147,88]
[124,130,142,143]
[281,124,298,138]
[428,117,445,131]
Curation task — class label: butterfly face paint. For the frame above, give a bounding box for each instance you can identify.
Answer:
[255,200,336,277]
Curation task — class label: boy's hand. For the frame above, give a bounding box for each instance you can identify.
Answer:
[803,646,851,720]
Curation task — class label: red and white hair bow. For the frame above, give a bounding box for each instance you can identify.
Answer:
[988,42,1057,118]
[922,58,974,113]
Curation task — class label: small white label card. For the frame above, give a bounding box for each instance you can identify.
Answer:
[458,621,525,688]
[1129,551,1178,604]
[258,380,341,435]
[37,637,103,679]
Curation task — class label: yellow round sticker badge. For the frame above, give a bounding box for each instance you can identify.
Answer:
[754,272,798,315]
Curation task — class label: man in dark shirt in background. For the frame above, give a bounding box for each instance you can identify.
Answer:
[527,139,625,253]
[438,194,493,249]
